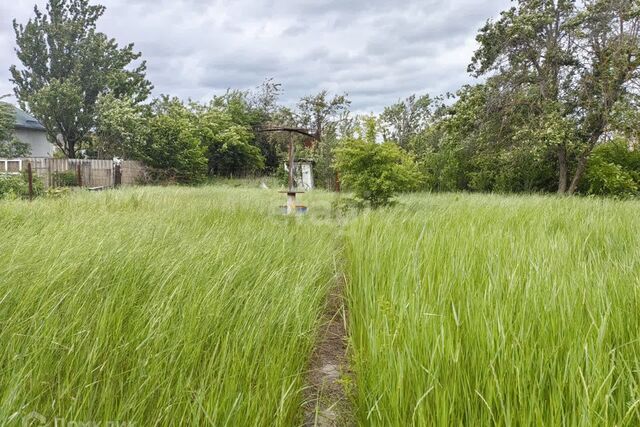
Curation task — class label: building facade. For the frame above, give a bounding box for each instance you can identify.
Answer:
[5,104,56,157]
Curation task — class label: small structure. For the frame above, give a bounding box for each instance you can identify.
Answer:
[259,127,319,215]
[284,159,314,190]
[2,104,56,157]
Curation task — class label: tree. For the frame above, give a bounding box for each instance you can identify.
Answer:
[296,91,351,189]
[297,90,351,140]
[0,99,14,144]
[334,117,421,207]
[91,94,148,159]
[11,0,152,158]
[141,98,207,184]
[0,99,31,157]
[470,0,640,194]
[583,137,640,196]
[0,139,31,158]
[379,94,434,150]
[194,103,264,177]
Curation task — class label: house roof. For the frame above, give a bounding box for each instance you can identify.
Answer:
[1,103,46,132]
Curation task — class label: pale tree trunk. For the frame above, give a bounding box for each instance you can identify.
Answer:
[568,154,588,194]
[567,129,604,194]
[557,144,568,194]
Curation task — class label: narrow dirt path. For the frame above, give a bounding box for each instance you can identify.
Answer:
[302,273,353,426]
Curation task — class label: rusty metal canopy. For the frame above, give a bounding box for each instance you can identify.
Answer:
[257,127,320,140]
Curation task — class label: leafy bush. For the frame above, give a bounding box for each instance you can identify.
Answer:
[52,170,78,187]
[0,138,31,158]
[583,139,640,197]
[196,108,264,177]
[334,137,421,208]
[0,100,15,143]
[0,172,44,199]
[0,175,26,199]
[142,100,208,184]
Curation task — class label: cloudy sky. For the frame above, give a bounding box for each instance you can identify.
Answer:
[0,0,510,113]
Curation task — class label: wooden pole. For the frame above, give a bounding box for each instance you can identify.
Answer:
[114,164,122,187]
[27,162,33,201]
[288,133,295,191]
[76,163,82,187]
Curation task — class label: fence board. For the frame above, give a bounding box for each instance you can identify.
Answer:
[0,158,145,188]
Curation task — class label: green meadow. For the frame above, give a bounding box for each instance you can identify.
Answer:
[1,186,639,425]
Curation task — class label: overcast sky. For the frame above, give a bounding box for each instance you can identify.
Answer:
[0,0,510,113]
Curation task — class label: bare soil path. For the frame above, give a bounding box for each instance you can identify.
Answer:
[302,273,353,426]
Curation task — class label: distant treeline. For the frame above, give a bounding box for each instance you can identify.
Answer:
[3,0,640,196]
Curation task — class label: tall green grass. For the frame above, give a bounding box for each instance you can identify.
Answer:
[0,187,337,425]
[345,194,640,426]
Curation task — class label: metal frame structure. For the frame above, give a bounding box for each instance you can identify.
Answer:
[258,127,320,214]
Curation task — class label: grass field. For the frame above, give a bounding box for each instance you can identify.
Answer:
[1,186,640,426]
[345,194,640,425]
[0,186,337,425]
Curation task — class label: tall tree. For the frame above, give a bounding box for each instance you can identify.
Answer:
[296,91,351,189]
[0,98,14,143]
[296,90,351,140]
[379,94,434,150]
[10,0,152,158]
[470,0,640,194]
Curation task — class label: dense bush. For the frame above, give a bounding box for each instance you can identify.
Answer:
[196,108,264,177]
[141,100,208,184]
[51,170,78,187]
[131,98,265,184]
[0,172,44,199]
[334,132,421,207]
[0,138,31,158]
[583,140,640,197]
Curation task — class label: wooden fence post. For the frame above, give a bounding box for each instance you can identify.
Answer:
[114,164,122,187]
[27,161,33,201]
[76,163,82,187]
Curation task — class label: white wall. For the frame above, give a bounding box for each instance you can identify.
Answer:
[14,129,56,157]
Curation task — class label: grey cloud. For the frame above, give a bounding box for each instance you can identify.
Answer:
[0,0,511,112]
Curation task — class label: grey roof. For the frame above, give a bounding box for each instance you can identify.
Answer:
[2,103,46,132]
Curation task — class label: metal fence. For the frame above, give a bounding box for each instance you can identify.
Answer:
[0,158,146,188]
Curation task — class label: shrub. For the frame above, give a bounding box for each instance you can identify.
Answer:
[52,170,78,187]
[142,103,208,184]
[0,172,44,199]
[0,175,27,199]
[334,138,421,208]
[583,139,640,197]
[0,138,31,158]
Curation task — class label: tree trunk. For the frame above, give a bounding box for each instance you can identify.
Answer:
[568,129,603,194]
[557,144,568,194]
[67,139,77,159]
[568,153,588,194]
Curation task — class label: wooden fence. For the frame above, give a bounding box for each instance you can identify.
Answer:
[0,158,145,188]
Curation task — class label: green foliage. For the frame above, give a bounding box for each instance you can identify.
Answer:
[142,99,207,184]
[209,80,284,174]
[91,94,148,159]
[11,0,152,158]
[0,175,27,199]
[468,0,640,194]
[378,94,435,150]
[135,97,264,183]
[52,170,78,187]
[334,120,421,207]
[0,138,31,158]
[195,105,264,177]
[584,139,640,197]
[0,171,43,199]
[418,84,561,194]
[296,90,352,189]
[0,100,15,143]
